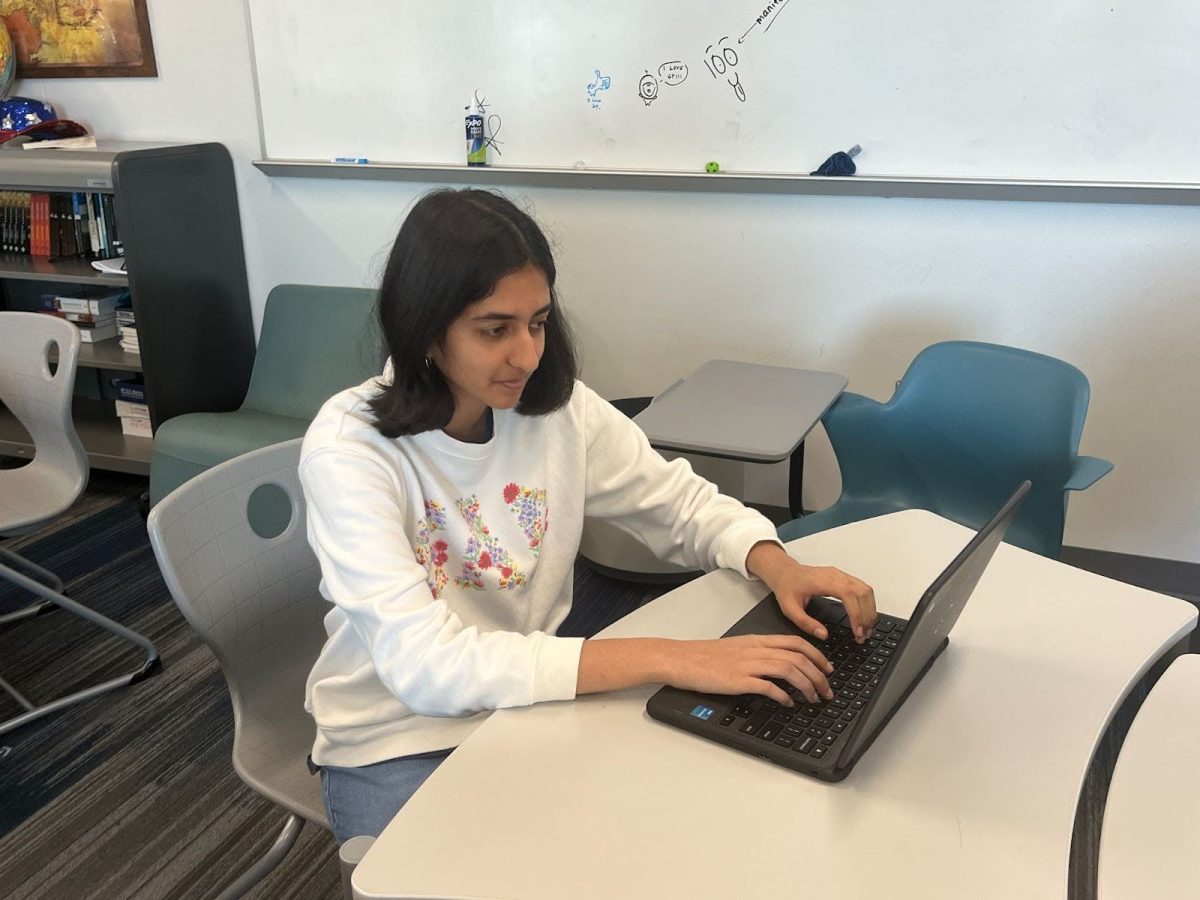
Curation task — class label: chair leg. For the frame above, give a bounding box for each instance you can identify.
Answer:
[0,545,62,626]
[0,555,161,737]
[215,814,304,900]
[0,544,66,592]
[339,835,376,900]
[0,599,56,627]
[0,674,35,711]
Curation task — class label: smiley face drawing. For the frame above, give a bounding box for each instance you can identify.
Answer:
[638,71,659,106]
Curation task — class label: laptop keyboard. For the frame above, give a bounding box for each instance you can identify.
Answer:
[714,613,907,761]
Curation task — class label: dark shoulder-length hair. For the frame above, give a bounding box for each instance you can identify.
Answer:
[368,188,578,438]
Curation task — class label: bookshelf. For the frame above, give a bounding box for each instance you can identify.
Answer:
[0,142,255,476]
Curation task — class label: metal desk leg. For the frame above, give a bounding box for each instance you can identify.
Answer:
[788,441,806,519]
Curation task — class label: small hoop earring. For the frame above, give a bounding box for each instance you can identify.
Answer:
[424,357,433,369]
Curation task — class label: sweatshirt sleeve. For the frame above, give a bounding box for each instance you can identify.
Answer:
[580,384,782,578]
[299,446,583,717]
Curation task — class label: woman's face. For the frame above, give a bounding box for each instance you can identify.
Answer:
[429,263,552,421]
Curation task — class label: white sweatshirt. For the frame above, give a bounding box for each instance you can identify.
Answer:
[300,376,781,767]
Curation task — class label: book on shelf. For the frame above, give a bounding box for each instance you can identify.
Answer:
[49,193,61,258]
[99,194,120,258]
[85,192,100,256]
[76,313,112,325]
[54,193,80,259]
[68,314,114,331]
[31,193,48,256]
[37,193,50,257]
[110,376,146,403]
[90,192,105,256]
[70,192,87,258]
[115,399,149,419]
[3,191,24,253]
[37,308,111,325]
[77,320,119,343]
[119,327,139,354]
[120,415,153,439]
[114,298,137,351]
[44,285,130,316]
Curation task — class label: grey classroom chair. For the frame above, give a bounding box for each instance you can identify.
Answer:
[0,312,159,736]
[148,438,371,898]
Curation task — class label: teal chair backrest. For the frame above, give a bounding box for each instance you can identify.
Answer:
[242,284,385,420]
[831,341,1100,555]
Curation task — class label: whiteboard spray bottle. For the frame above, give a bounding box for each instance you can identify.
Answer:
[465,95,486,166]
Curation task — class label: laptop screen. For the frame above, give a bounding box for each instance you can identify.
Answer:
[835,482,1029,769]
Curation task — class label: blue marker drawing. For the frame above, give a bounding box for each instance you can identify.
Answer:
[586,69,612,109]
[332,157,370,164]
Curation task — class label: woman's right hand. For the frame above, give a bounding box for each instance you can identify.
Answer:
[662,635,834,706]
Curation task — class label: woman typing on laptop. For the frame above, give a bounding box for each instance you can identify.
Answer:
[299,188,877,842]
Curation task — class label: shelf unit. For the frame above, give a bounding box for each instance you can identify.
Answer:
[0,142,255,476]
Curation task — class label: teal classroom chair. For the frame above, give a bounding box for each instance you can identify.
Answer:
[149,284,385,506]
[777,341,1113,558]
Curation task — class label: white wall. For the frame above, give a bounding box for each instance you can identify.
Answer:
[16,1,1200,562]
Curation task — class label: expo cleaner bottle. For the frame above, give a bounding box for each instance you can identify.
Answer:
[466,95,486,166]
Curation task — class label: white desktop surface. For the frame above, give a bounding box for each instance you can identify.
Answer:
[354,511,1196,900]
[631,359,847,461]
[1098,653,1200,899]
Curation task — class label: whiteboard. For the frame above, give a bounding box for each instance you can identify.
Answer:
[247,0,1200,183]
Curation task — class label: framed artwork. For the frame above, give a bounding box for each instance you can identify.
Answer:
[0,0,157,78]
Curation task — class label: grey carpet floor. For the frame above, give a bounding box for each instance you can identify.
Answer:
[0,471,1186,899]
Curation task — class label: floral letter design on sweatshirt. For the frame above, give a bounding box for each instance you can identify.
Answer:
[454,495,526,591]
[413,500,450,598]
[415,487,547,596]
[503,482,548,556]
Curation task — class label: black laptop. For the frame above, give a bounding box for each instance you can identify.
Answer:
[646,482,1030,782]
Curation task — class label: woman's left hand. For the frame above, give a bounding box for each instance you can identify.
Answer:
[746,542,878,643]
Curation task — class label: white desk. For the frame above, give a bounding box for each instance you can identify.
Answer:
[581,359,846,580]
[354,511,1196,900]
[1097,653,1200,899]
[634,359,847,517]
[632,359,847,463]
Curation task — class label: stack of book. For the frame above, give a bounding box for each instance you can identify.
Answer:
[111,377,151,439]
[116,299,138,354]
[39,286,131,343]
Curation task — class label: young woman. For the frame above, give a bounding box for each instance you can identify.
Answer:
[300,188,876,842]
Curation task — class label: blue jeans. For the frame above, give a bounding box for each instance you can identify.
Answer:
[319,749,451,843]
